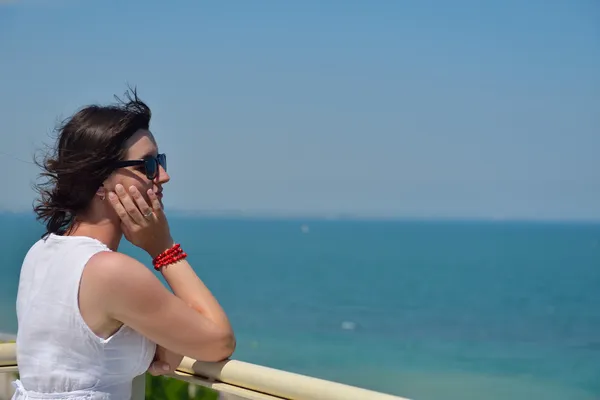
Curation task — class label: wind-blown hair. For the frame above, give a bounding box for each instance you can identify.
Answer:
[33,88,152,236]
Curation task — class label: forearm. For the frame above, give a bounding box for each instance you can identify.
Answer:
[110,186,235,358]
[159,257,233,335]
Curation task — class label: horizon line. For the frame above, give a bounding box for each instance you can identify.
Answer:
[1,209,599,224]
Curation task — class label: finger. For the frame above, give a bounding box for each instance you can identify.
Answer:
[147,361,161,376]
[129,185,153,218]
[115,184,145,225]
[147,365,159,376]
[108,192,134,226]
[148,361,171,375]
[147,189,163,212]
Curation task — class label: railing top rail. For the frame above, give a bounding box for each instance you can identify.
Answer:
[0,343,410,400]
[177,356,409,400]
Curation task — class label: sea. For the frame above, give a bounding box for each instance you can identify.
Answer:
[1,212,599,400]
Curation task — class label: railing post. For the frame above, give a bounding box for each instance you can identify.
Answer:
[131,374,145,400]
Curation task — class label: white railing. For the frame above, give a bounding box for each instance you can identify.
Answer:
[0,343,410,400]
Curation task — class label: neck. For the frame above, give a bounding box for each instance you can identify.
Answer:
[67,213,123,252]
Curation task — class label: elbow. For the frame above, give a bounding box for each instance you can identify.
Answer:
[194,330,236,362]
[213,330,236,362]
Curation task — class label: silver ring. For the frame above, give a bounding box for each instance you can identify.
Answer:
[143,210,154,219]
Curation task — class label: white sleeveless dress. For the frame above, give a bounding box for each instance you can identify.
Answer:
[12,233,156,399]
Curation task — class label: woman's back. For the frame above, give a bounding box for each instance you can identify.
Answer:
[14,234,156,400]
[12,89,235,398]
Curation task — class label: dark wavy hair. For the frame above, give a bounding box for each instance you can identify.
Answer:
[33,88,152,237]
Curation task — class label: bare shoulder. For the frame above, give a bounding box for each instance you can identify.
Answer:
[85,250,154,283]
[78,251,161,339]
[85,250,165,297]
[84,251,168,312]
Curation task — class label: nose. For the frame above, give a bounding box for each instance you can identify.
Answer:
[156,164,170,184]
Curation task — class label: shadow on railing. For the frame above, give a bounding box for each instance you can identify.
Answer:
[0,342,410,400]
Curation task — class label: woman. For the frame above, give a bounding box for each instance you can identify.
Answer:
[13,89,235,399]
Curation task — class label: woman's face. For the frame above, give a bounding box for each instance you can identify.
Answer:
[105,129,170,208]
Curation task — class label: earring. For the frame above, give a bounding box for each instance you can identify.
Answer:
[97,185,106,201]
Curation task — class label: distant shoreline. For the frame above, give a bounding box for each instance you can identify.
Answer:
[0,210,599,225]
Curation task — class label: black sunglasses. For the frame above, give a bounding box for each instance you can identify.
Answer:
[112,153,167,180]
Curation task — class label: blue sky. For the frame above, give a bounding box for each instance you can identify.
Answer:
[1,0,598,220]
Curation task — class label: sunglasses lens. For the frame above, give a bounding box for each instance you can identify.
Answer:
[145,158,158,179]
[158,154,166,171]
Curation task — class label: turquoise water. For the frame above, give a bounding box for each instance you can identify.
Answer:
[1,213,599,400]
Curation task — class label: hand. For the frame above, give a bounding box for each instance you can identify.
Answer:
[147,359,174,376]
[147,345,182,376]
[108,184,174,258]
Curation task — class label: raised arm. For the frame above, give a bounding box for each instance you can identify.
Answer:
[94,184,235,362]
[90,251,235,362]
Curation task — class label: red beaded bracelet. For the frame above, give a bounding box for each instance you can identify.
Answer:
[153,243,187,271]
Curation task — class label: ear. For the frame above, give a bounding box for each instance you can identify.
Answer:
[96,185,106,200]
